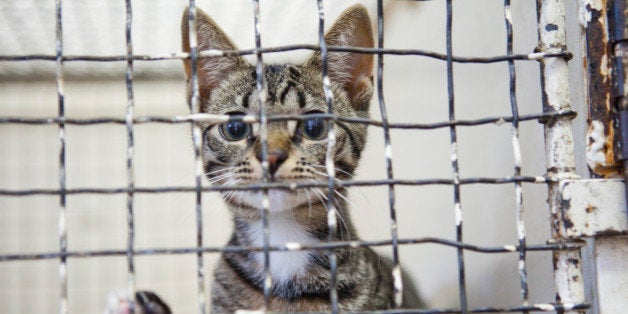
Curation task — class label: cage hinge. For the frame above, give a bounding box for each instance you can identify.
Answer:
[557,179,627,238]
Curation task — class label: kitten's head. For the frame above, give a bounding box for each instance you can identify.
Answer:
[181,5,373,213]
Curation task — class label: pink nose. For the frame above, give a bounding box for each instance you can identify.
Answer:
[256,150,288,176]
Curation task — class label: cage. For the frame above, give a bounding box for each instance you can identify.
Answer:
[0,0,626,313]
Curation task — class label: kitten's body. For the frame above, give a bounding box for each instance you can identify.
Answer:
[110,5,421,313]
[213,209,397,311]
[187,9,397,308]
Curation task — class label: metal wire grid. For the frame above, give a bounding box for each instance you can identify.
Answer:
[0,0,591,313]
[184,2,208,312]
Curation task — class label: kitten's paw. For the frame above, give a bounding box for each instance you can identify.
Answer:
[105,290,171,314]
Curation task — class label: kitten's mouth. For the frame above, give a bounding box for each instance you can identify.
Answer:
[236,189,323,212]
[210,165,329,212]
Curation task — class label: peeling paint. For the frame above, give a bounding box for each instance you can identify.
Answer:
[587,120,620,175]
[553,249,586,306]
[578,0,592,27]
[546,23,559,31]
[559,179,627,237]
[587,120,610,168]
[535,303,556,311]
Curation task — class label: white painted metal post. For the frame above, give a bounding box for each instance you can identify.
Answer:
[537,1,586,313]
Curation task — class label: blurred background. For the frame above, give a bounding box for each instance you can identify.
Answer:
[0,0,591,313]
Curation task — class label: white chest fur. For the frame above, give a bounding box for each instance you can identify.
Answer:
[245,213,318,285]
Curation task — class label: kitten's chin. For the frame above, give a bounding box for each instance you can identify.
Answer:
[240,190,315,213]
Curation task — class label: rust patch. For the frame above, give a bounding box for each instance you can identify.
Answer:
[587,118,621,176]
[585,204,597,213]
[585,4,622,177]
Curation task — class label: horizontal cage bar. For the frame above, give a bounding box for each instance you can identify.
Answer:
[0,46,572,63]
[0,176,552,196]
[0,237,585,262]
[0,110,576,129]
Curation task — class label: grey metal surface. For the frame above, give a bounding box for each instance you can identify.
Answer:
[559,179,627,237]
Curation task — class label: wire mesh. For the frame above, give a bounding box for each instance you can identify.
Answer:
[250,0,274,308]
[315,0,340,311]
[503,0,529,310]
[0,0,592,313]
[444,1,468,311]
[184,2,208,313]
[124,0,137,312]
[54,0,68,312]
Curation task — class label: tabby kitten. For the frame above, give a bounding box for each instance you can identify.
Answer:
[116,4,421,313]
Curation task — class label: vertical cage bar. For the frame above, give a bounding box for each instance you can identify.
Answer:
[251,0,273,309]
[445,1,468,312]
[186,2,207,313]
[376,0,402,308]
[315,1,339,312]
[503,1,530,309]
[536,1,585,313]
[54,0,68,313]
[124,0,136,311]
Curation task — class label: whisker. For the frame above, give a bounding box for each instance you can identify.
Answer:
[311,164,354,177]
[310,166,374,225]
[204,167,232,176]
[308,169,341,183]
[206,172,233,184]
[309,188,342,241]
[309,184,351,242]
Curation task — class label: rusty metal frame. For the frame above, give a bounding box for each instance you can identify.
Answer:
[555,2,628,314]
[583,0,622,177]
[608,0,628,211]
[582,0,628,198]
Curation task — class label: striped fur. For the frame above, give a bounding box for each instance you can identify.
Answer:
[183,5,422,312]
[118,5,422,313]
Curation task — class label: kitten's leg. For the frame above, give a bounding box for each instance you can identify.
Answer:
[105,290,172,314]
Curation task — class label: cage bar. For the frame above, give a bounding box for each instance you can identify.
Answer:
[0,176,559,198]
[185,2,207,313]
[445,1,468,312]
[503,0,530,310]
[375,0,403,308]
[250,0,273,309]
[0,110,577,129]
[314,0,340,311]
[0,237,586,262]
[123,0,137,312]
[0,47,572,63]
[536,0,586,313]
[54,0,68,313]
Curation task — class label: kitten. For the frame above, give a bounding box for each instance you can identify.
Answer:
[110,4,421,313]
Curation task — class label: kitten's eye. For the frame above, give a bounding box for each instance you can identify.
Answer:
[301,115,328,140]
[220,116,251,141]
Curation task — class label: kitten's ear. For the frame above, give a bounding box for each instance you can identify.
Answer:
[306,5,374,110]
[181,8,245,101]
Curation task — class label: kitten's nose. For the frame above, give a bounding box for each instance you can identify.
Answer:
[256,150,288,177]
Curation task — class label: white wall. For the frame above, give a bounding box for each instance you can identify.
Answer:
[0,0,589,313]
